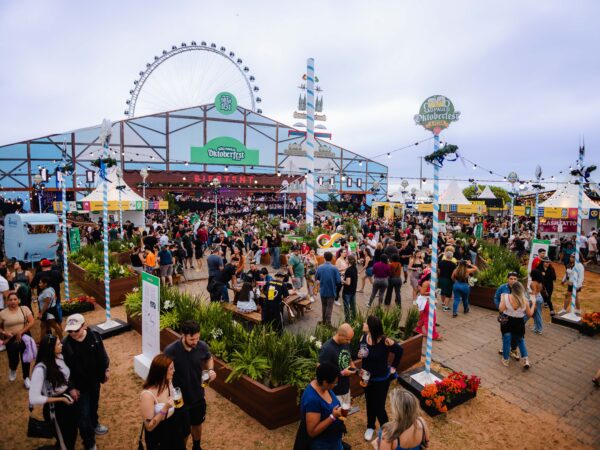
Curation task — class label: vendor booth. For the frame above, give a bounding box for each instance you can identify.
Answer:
[53,168,168,228]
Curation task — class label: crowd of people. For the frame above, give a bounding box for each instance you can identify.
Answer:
[1,202,599,449]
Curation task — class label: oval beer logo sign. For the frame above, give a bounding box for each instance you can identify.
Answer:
[414,95,460,134]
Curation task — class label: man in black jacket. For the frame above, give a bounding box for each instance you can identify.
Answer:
[62,314,110,450]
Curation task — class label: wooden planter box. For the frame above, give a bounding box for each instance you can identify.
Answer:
[260,252,271,265]
[69,261,139,308]
[350,333,424,397]
[398,367,477,417]
[126,314,300,429]
[551,314,600,336]
[112,250,133,265]
[469,285,497,310]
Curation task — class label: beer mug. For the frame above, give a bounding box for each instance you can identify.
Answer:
[201,370,211,388]
[359,369,371,388]
[358,343,369,359]
[339,403,351,421]
[173,387,184,409]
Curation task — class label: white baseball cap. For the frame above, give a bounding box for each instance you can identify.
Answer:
[65,313,85,332]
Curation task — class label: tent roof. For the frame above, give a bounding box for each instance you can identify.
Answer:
[81,168,146,207]
[478,186,497,199]
[439,180,472,205]
[539,182,597,209]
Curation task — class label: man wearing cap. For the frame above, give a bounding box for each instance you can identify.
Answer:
[531,248,547,271]
[62,314,110,450]
[262,271,289,333]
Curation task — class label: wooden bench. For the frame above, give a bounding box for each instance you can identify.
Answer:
[221,302,262,325]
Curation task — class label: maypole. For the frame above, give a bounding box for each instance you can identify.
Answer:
[60,143,70,303]
[305,58,315,230]
[100,120,112,325]
[413,95,460,384]
[533,165,543,239]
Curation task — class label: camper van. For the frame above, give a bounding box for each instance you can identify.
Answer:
[4,213,59,263]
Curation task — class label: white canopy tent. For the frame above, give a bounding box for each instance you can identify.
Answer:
[478,186,497,199]
[539,182,597,209]
[82,168,146,228]
[439,180,472,205]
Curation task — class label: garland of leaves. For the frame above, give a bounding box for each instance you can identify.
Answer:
[91,157,117,169]
[424,144,459,167]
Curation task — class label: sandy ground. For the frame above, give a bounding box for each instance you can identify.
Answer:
[0,261,597,449]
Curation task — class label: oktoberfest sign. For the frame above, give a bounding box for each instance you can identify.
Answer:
[191,137,259,166]
[414,95,460,134]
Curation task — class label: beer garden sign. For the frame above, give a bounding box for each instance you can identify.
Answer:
[414,95,460,134]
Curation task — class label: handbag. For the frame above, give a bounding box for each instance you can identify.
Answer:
[497,313,509,326]
[27,410,55,439]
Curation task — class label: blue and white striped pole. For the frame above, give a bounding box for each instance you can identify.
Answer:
[101,136,111,322]
[571,148,585,315]
[305,58,315,230]
[534,189,539,239]
[425,134,441,375]
[60,153,70,303]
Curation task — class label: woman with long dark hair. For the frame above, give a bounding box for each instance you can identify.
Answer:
[358,315,403,442]
[140,353,185,450]
[29,334,77,450]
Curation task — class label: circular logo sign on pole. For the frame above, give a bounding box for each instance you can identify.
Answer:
[414,95,460,135]
[215,92,237,115]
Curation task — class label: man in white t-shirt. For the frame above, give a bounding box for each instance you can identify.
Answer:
[587,232,597,263]
[0,274,9,310]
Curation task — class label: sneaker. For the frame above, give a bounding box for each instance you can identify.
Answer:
[364,428,375,441]
[498,349,503,355]
[464,308,470,314]
[550,311,556,317]
[309,296,315,303]
[94,424,109,435]
[24,377,31,389]
[452,313,458,318]
[334,300,342,306]
[509,350,520,361]
[8,370,16,382]
[543,303,548,309]
[443,306,451,312]
[523,358,530,370]
[0,344,5,352]
[574,309,581,316]
[502,359,509,367]
[557,309,566,315]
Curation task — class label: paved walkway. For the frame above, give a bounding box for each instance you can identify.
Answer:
[180,265,600,447]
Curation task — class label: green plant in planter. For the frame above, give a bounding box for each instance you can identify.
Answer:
[402,307,420,341]
[124,290,142,317]
[208,339,229,361]
[226,347,271,383]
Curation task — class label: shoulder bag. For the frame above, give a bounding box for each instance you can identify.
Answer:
[27,365,56,440]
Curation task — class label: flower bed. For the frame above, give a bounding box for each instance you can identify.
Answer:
[60,295,96,317]
[581,312,600,336]
[399,368,480,417]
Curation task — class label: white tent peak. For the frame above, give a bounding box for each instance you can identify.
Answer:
[439,180,472,205]
[81,167,145,205]
[539,182,597,209]
[478,185,497,199]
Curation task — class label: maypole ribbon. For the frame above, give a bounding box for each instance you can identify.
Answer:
[305,58,316,230]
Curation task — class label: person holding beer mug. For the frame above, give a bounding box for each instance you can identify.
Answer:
[140,354,185,450]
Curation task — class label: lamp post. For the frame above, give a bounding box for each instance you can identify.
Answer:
[140,168,148,231]
[116,167,125,237]
[211,177,221,225]
[507,171,519,239]
[32,174,44,212]
[282,180,289,218]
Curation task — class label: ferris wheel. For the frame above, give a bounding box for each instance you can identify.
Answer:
[124,41,262,118]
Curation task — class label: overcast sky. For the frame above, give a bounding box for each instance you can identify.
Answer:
[1,0,599,193]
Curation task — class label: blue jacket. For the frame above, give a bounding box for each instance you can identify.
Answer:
[494,283,511,309]
[315,262,341,298]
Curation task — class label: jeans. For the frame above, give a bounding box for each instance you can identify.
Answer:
[469,250,477,265]
[77,383,101,449]
[502,332,528,360]
[369,278,388,306]
[342,293,357,322]
[321,296,335,325]
[272,246,281,269]
[384,277,402,306]
[452,281,470,314]
[532,296,543,332]
[254,251,262,265]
